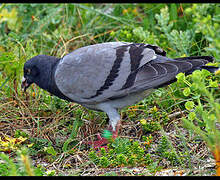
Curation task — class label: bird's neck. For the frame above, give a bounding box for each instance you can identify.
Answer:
[48,58,73,102]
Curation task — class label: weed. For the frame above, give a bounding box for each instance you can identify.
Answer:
[157,136,181,166]
[176,69,220,175]
[140,106,169,133]
[88,137,155,169]
[0,147,47,176]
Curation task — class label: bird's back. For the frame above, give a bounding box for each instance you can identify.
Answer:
[54,42,217,108]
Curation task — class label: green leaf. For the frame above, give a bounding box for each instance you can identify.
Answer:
[192,70,202,82]
[208,80,218,88]
[176,72,185,83]
[185,101,195,110]
[0,76,10,90]
[133,27,147,40]
[62,138,74,152]
[188,112,196,120]
[169,4,178,29]
[183,87,191,96]
[170,4,177,21]
[45,146,57,156]
[201,69,211,78]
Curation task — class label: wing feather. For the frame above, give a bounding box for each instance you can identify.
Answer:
[55,42,159,103]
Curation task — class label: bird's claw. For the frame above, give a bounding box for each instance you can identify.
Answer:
[86,133,109,150]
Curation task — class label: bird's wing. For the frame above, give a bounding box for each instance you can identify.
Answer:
[55,42,166,103]
[126,55,212,93]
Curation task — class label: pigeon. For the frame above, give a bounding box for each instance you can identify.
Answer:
[21,42,219,149]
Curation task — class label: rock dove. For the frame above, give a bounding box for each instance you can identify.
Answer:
[21,42,219,148]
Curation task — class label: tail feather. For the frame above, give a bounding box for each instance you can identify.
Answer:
[174,56,214,62]
[153,56,219,88]
[199,65,219,73]
[173,56,219,74]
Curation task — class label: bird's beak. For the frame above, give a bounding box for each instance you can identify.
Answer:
[21,77,31,92]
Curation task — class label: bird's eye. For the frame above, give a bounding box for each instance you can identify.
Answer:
[26,69,31,75]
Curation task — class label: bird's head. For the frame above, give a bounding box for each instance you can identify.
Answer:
[21,55,59,92]
[22,56,41,92]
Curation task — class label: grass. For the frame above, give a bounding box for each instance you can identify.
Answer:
[0,3,220,176]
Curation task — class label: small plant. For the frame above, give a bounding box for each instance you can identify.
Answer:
[142,135,153,148]
[140,106,169,133]
[0,135,28,153]
[176,69,220,175]
[156,136,181,166]
[0,147,47,176]
[88,137,154,168]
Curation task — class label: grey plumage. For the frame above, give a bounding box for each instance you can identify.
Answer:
[22,42,219,133]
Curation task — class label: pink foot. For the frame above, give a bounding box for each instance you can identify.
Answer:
[86,133,109,150]
[83,121,121,150]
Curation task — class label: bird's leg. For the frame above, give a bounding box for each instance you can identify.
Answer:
[107,119,121,139]
[85,104,121,149]
[86,120,121,150]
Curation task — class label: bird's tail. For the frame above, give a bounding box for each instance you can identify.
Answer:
[152,56,219,89]
[173,56,219,75]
